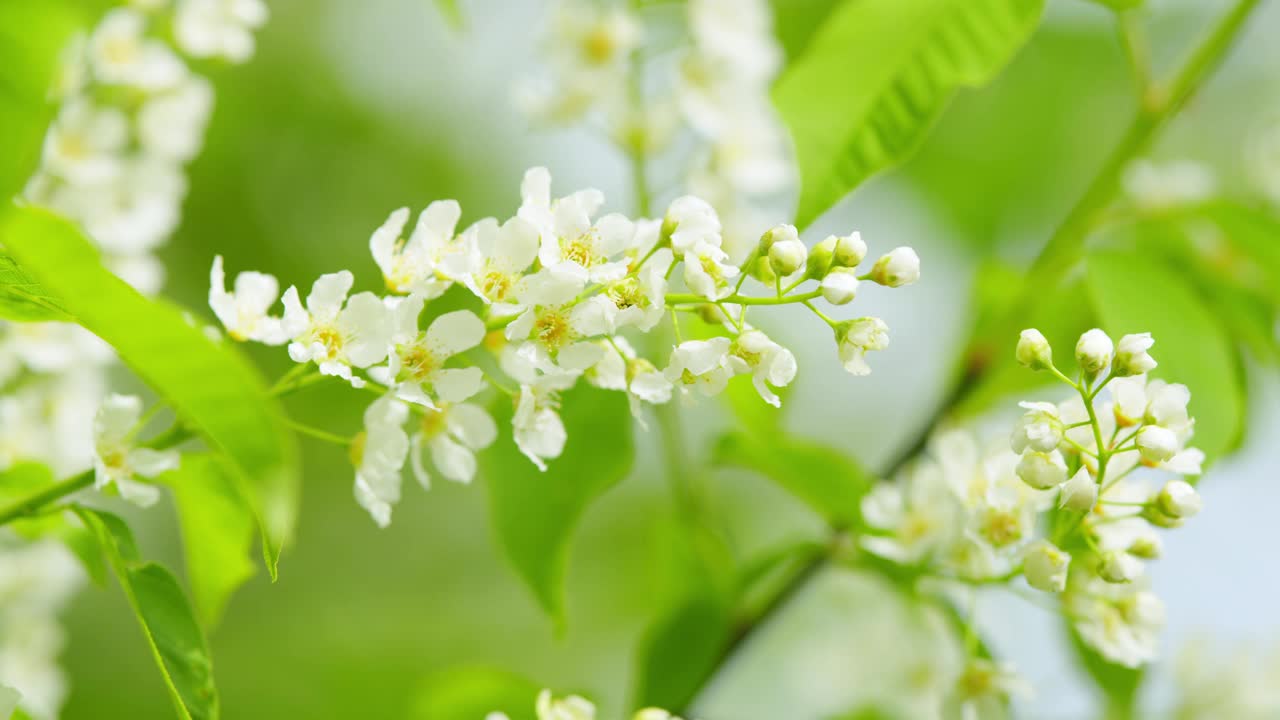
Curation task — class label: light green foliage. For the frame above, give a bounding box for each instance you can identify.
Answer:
[632,589,732,711]
[773,0,1045,228]
[414,666,539,720]
[1087,250,1244,462]
[0,0,83,200]
[433,0,464,29]
[77,508,219,720]
[768,0,845,62]
[0,463,106,584]
[161,456,258,629]
[0,252,70,321]
[480,384,634,623]
[1084,0,1144,11]
[0,206,300,576]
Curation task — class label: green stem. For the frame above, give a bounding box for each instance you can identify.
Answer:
[0,471,94,527]
[665,289,822,306]
[282,418,352,446]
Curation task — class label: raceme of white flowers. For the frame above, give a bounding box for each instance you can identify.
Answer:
[210,167,920,526]
[863,327,1204,685]
[487,689,685,720]
[520,0,791,262]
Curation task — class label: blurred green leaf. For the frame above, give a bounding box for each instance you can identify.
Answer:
[828,707,901,720]
[482,384,634,624]
[0,252,70,321]
[713,432,871,529]
[769,0,846,62]
[1197,202,1280,305]
[414,666,539,720]
[0,462,106,584]
[0,0,83,200]
[1083,0,1143,10]
[77,508,219,720]
[632,589,733,712]
[161,455,258,629]
[773,0,1045,228]
[1066,622,1142,717]
[0,205,301,577]
[434,0,464,29]
[1087,250,1244,461]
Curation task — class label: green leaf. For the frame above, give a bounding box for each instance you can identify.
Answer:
[773,0,1045,228]
[1198,201,1280,306]
[481,384,634,624]
[414,666,539,720]
[631,590,733,712]
[1066,621,1143,716]
[78,508,219,720]
[1083,0,1143,11]
[769,0,847,62]
[0,0,83,200]
[713,432,871,528]
[161,455,258,629]
[0,463,106,584]
[434,0,464,29]
[0,252,70,321]
[0,206,300,576]
[1086,250,1244,461]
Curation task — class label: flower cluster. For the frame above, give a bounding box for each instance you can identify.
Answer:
[487,689,684,720]
[521,0,790,262]
[212,167,920,526]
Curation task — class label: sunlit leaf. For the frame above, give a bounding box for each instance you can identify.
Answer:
[161,455,258,629]
[414,666,539,720]
[77,508,219,720]
[0,205,300,576]
[769,0,846,62]
[0,252,70,321]
[1087,250,1244,461]
[774,0,1045,228]
[713,432,871,529]
[481,384,634,623]
[0,462,105,584]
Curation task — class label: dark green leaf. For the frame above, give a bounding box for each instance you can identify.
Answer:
[481,384,634,623]
[713,432,871,528]
[161,455,258,629]
[774,0,1045,228]
[631,590,733,712]
[414,666,539,720]
[0,252,70,321]
[1086,250,1244,461]
[0,206,300,577]
[0,0,84,200]
[78,508,219,720]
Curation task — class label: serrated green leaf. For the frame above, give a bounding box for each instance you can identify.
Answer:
[0,205,300,577]
[0,0,84,201]
[414,666,539,720]
[0,252,70,321]
[78,508,219,720]
[481,384,634,624]
[774,0,1045,228]
[1086,250,1244,462]
[161,455,258,629]
[713,432,870,528]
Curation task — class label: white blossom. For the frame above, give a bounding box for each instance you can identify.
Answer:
[1059,467,1098,512]
[369,202,462,298]
[664,337,743,398]
[410,402,496,488]
[1015,328,1053,371]
[1157,480,1202,519]
[1024,540,1070,593]
[730,329,796,408]
[174,0,269,62]
[513,374,575,471]
[664,195,722,255]
[869,247,921,287]
[1114,332,1157,377]
[1010,401,1062,454]
[88,9,187,91]
[683,239,739,301]
[1015,450,1067,490]
[93,394,179,507]
[1069,577,1165,668]
[1136,425,1179,463]
[208,255,288,344]
[836,317,889,376]
[506,268,612,373]
[282,271,393,386]
[536,689,597,720]
[447,215,541,312]
[820,268,858,305]
[137,76,214,161]
[352,393,410,528]
[833,232,868,267]
[40,100,128,186]
[377,305,486,408]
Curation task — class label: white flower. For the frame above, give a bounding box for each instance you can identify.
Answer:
[352,393,410,528]
[1010,401,1062,454]
[860,460,964,565]
[506,267,612,373]
[518,2,640,122]
[88,9,187,90]
[955,659,1031,720]
[93,394,179,507]
[1015,450,1067,490]
[820,268,858,305]
[684,240,739,300]
[730,329,795,408]
[447,216,541,308]
[137,76,214,161]
[513,374,576,471]
[1024,540,1070,593]
[410,402,496,488]
[1114,332,1157,377]
[282,271,393,386]
[1076,328,1114,377]
[377,306,486,407]
[208,255,288,344]
[370,201,461,297]
[1069,577,1165,668]
[1123,159,1217,212]
[604,248,671,332]
[40,100,128,186]
[586,337,673,422]
[1136,425,1179,463]
[833,232,867,267]
[1157,480,1202,519]
[519,168,636,283]
[1015,328,1053,371]
[664,337,743,398]
[536,689,596,720]
[1059,467,1098,512]
[174,0,269,62]
[869,247,921,287]
[664,195,722,255]
[0,540,84,719]
[836,317,889,376]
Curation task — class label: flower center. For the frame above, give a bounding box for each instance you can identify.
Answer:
[563,232,597,267]
[481,271,514,302]
[981,510,1023,547]
[420,408,447,439]
[313,326,344,358]
[607,279,643,310]
[103,37,139,66]
[583,26,617,64]
[534,310,571,351]
[400,344,440,381]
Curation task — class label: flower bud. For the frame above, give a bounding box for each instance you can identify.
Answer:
[833,232,867,267]
[748,255,776,284]
[806,236,836,279]
[1156,479,1202,519]
[634,711,676,720]
[869,246,920,287]
[1128,534,1163,560]
[1016,450,1067,490]
[1075,328,1113,379]
[1015,329,1053,371]
[1136,425,1178,463]
[759,223,798,254]
[768,238,808,277]
[1059,467,1097,512]
[820,268,859,305]
[1024,540,1070,593]
[1113,332,1157,377]
[1098,550,1142,584]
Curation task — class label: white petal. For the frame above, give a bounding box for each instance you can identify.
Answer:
[129,448,179,477]
[432,367,485,403]
[430,435,477,484]
[306,271,354,322]
[370,207,410,272]
[425,310,485,358]
[339,292,393,368]
[447,403,498,449]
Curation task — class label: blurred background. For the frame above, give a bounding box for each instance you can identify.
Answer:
[54,0,1280,717]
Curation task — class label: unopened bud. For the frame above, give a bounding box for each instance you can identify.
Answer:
[806,236,837,279]
[759,223,798,253]
[769,238,808,277]
[1114,332,1157,377]
[833,232,868,267]
[869,246,920,287]
[1016,450,1067,490]
[748,255,776,284]
[1075,328,1114,379]
[1098,550,1142,584]
[1128,534,1163,560]
[1016,329,1053,371]
[1024,540,1070,593]
[1059,467,1097,512]
[820,268,859,305]
[1136,425,1178,463]
[1156,479,1201,519]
